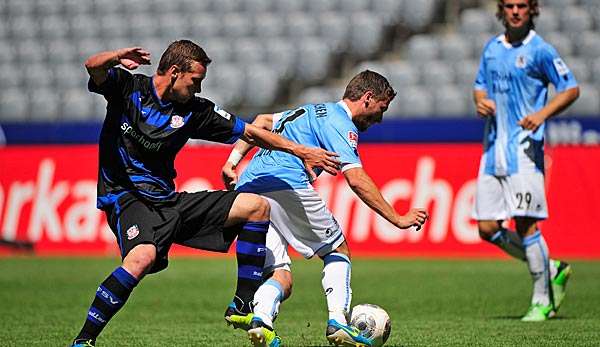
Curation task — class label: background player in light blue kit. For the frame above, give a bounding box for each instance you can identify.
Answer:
[222,70,428,346]
[472,0,580,322]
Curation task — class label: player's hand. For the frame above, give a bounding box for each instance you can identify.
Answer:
[115,47,151,70]
[221,162,238,191]
[518,112,545,131]
[397,208,429,231]
[298,146,340,182]
[476,98,496,117]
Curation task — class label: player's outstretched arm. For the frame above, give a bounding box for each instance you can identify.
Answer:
[518,87,580,131]
[344,167,428,230]
[85,47,151,85]
[239,122,340,182]
[222,114,274,189]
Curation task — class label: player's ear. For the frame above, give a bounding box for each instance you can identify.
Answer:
[170,65,181,79]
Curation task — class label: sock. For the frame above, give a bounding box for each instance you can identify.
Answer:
[523,231,551,306]
[75,267,139,341]
[233,221,268,313]
[489,228,526,261]
[322,252,352,324]
[252,279,284,328]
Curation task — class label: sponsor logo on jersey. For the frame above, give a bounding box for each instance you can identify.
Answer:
[515,54,527,68]
[348,131,358,148]
[120,122,164,151]
[126,224,140,240]
[170,115,185,128]
[553,58,570,76]
[214,105,232,120]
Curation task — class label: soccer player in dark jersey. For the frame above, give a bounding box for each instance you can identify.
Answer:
[70,40,340,347]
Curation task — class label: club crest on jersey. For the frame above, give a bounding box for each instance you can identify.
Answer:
[553,58,570,76]
[347,131,358,148]
[126,225,140,240]
[515,54,527,68]
[170,115,185,128]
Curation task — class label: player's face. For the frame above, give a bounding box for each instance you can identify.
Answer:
[172,61,206,103]
[502,0,531,29]
[354,97,391,132]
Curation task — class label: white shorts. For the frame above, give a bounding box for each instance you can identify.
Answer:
[472,159,548,221]
[261,188,346,273]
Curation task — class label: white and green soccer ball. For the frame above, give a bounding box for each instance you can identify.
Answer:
[350,303,392,347]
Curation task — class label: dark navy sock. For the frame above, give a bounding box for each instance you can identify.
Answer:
[75,266,139,341]
[233,221,268,313]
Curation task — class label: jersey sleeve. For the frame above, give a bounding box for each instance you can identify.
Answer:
[318,118,362,172]
[536,44,578,92]
[191,101,246,144]
[87,67,133,99]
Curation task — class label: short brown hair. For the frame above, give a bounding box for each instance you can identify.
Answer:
[157,40,212,75]
[342,70,396,102]
[496,0,540,28]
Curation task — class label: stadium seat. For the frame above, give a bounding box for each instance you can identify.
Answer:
[296,86,339,106]
[0,88,29,121]
[243,64,279,107]
[342,0,369,13]
[591,58,600,84]
[459,8,494,36]
[70,14,100,40]
[212,0,241,13]
[406,35,438,62]
[188,14,222,40]
[439,34,473,63]
[242,0,273,14]
[433,85,469,117]
[40,15,70,40]
[0,64,22,89]
[209,63,245,105]
[28,87,61,121]
[401,0,437,31]
[305,0,338,13]
[122,0,150,15]
[286,12,318,38]
[16,39,45,64]
[560,7,593,36]
[574,31,600,60]
[22,64,53,89]
[93,0,123,16]
[544,32,574,57]
[273,0,305,13]
[384,61,419,87]
[100,16,129,40]
[61,89,95,121]
[264,39,297,78]
[54,64,89,90]
[253,13,285,38]
[0,40,16,64]
[397,86,434,117]
[231,38,265,65]
[129,14,158,41]
[565,57,589,83]
[534,8,559,35]
[453,59,480,87]
[202,39,232,63]
[47,39,78,64]
[179,0,212,14]
[10,15,38,40]
[543,0,577,9]
[77,38,110,63]
[6,0,35,16]
[222,13,252,38]
[350,12,384,57]
[148,0,181,14]
[421,61,455,86]
[568,84,600,116]
[353,61,388,77]
[371,0,406,25]
[36,0,64,17]
[318,12,350,52]
[64,0,93,16]
[156,13,188,41]
[296,38,332,83]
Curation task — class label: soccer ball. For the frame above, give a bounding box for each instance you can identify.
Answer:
[349,303,391,347]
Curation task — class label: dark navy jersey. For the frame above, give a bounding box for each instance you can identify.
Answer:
[89,67,246,209]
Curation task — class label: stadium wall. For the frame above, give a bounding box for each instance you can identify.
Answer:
[1,144,598,259]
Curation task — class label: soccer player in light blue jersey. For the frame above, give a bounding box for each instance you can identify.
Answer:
[472,0,579,322]
[222,70,428,346]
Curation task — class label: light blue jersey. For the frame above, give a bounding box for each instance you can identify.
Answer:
[237,101,361,193]
[474,31,578,176]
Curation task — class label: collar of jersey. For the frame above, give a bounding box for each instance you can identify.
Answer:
[337,100,353,120]
[150,76,172,109]
[497,29,536,49]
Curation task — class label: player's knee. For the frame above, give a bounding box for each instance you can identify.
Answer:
[123,244,157,278]
[245,194,270,221]
[477,221,499,241]
[272,269,293,299]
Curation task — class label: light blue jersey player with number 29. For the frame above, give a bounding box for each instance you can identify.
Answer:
[472,0,580,323]
[221,70,428,347]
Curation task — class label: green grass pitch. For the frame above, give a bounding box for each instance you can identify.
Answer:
[1,257,599,346]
